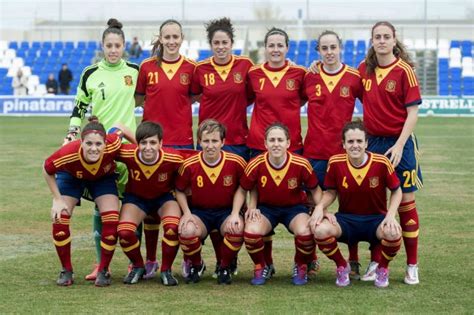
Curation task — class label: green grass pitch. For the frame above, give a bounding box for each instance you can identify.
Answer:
[0,116,473,313]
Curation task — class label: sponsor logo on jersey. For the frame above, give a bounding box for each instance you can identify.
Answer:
[385,80,396,92]
[288,177,298,189]
[340,86,350,97]
[233,72,243,83]
[369,176,379,188]
[124,75,133,86]
[180,73,190,85]
[223,175,233,186]
[286,79,296,91]
[158,173,168,182]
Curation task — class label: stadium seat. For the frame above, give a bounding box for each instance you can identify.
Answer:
[450,40,461,48]
[53,41,64,50]
[356,40,366,54]
[461,40,472,57]
[19,41,29,50]
[42,41,52,50]
[77,41,86,50]
[234,49,242,56]
[86,41,98,50]
[65,41,75,50]
[8,41,18,50]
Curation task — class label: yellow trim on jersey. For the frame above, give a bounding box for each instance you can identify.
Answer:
[264,152,292,187]
[345,66,361,78]
[53,152,79,168]
[179,154,200,175]
[101,241,116,251]
[261,64,290,88]
[53,236,71,247]
[374,60,399,85]
[372,154,396,174]
[346,154,373,186]
[162,55,185,80]
[399,60,419,87]
[122,241,140,252]
[134,148,164,179]
[199,151,226,184]
[319,64,348,93]
[244,155,266,176]
[211,55,235,82]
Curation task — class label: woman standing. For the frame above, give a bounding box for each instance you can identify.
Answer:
[247,28,307,157]
[135,19,196,149]
[66,18,140,281]
[358,21,422,285]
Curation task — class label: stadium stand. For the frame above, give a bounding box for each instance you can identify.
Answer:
[0,39,472,96]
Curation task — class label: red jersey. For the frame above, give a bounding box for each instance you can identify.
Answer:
[325,152,400,215]
[304,64,362,160]
[136,55,196,145]
[247,61,307,151]
[240,152,318,207]
[44,134,121,180]
[358,58,422,136]
[192,55,254,145]
[117,145,183,200]
[176,151,247,210]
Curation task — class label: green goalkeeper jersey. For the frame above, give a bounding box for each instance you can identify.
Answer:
[69,58,139,132]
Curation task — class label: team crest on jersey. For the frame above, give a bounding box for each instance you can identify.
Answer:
[180,73,190,85]
[103,163,112,173]
[233,72,243,83]
[158,173,168,182]
[286,79,296,91]
[124,75,133,86]
[385,80,396,92]
[340,86,350,97]
[369,176,379,188]
[223,175,233,186]
[287,177,298,189]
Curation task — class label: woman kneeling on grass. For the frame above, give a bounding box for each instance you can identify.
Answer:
[232,122,322,286]
[43,116,133,287]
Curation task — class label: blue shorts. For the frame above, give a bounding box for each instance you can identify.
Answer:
[123,192,175,215]
[307,159,328,190]
[368,134,423,193]
[249,148,303,160]
[191,208,232,234]
[196,144,250,161]
[259,204,309,233]
[335,213,384,246]
[56,171,118,201]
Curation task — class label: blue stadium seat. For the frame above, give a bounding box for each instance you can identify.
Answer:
[65,41,75,50]
[0,68,8,77]
[308,50,319,62]
[296,53,307,67]
[87,41,98,50]
[356,40,366,54]
[53,41,64,50]
[309,40,317,52]
[50,50,61,58]
[298,40,309,56]
[31,41,41,50]
[234,49,242,56]
[198,49,212,61]
[42,41,52,50]
[20,41,29,50]
[461,40,472,57]
[142,50,151,58]
[8,41,18,50]
[289,40,297,51]
[77,41,86,49]
[16,50,27,58]
[450,40,461,48]
[39,49,50,59]
[344,40,355,52]
[463,77,474,95]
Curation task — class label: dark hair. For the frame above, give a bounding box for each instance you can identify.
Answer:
[81,115,106,140]
[197,119,226,141]
[102,18,125,43]
[151,19,183,68]
[316,30,343,51]
[341,119,367,141]
[264,27,289,47]
[205,17,234,45]
[136,121,163,143]
[364,21,414,74]
[264,122,290,141]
